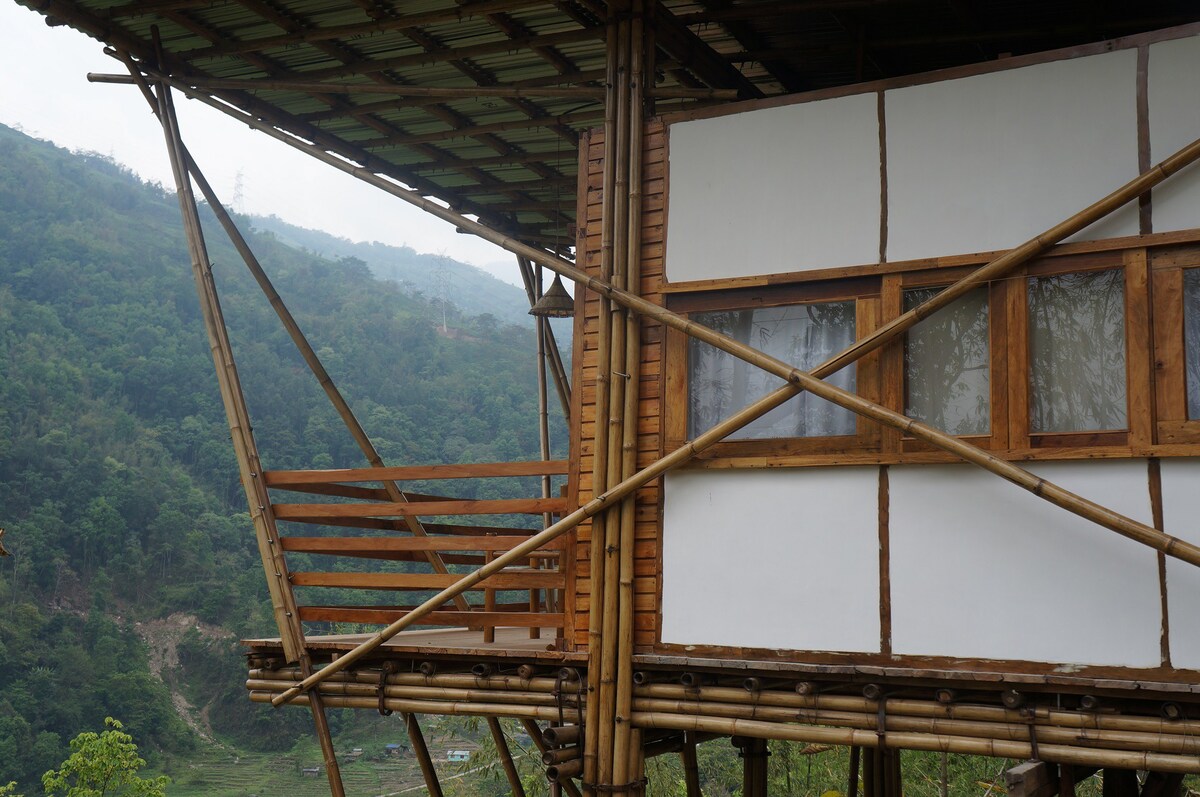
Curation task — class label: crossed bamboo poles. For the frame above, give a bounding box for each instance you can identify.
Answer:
[106,59,1200,706]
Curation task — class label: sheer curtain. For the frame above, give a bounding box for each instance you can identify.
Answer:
[688,301,856,440]
[903,286,990,435]
[1028,269,1127,433]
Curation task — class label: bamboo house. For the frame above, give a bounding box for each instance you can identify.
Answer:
[14,0,1200,794]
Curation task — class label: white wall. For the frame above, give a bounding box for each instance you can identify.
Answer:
[1162,458,1200,668]
[885,50,1140,262]
[889,460,1159,667]
[1149,36,1200,234]
[665,31,1200,282]
[660,467,881,652]
[664,93,882,282]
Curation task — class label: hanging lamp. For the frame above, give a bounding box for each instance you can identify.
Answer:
[529,273,575,318]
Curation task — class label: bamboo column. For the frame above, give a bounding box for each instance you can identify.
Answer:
[406,713,445,797]
[488,717,527,797]
[584,4,623,790]
[681,732,702,797]
[145,46,346,797]
[612,1,648,793]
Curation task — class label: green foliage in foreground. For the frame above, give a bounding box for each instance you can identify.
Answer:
[42,718,169,797]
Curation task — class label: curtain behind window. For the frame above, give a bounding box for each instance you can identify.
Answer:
[689,302,856,440]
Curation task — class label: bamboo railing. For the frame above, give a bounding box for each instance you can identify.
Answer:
[266,459,570,637]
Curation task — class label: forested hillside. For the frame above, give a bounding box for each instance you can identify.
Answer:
[0,122,562,791]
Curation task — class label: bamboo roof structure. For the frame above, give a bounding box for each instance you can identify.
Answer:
[20,0,1200,254]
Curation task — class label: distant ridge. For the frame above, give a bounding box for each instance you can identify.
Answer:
[249,213,534,327]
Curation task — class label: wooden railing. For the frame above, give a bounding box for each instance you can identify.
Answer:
[264,460,570,641]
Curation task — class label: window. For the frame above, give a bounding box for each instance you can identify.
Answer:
[903,286,990,435]
[688,302,856,440]
[1027,268,1127,433]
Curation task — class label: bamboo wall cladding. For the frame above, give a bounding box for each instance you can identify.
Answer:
[571,121,667,652]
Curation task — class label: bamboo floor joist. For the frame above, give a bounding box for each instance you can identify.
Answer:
[246,665,1200,773]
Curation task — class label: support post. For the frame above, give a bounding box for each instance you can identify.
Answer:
[147,49,345,797]
[1005,760,1058,797]
[488,717,527,797]
[680,732,702,797]
[407,713,445,797]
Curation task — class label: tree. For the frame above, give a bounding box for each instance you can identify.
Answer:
[41,718,168,797]
[1,782,24,797]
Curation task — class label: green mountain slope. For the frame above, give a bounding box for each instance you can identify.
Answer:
[249,213,535,327]
[0,123,565,791]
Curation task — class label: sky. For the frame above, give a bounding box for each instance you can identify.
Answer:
[0,1,526,285]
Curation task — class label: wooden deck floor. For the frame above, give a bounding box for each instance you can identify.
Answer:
[244,626,585,663]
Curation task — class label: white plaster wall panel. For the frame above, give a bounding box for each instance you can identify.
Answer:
[664,93,882,282]
[890,460,1158,667]
[885,50,1140,263]
[1148,35,1200,234]
[661,467,880,652]
[1161,459,1200,669]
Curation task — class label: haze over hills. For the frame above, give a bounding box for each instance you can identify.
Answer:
[0,121,566,792]
[248,214,536,328]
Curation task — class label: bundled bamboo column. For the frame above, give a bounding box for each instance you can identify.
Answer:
[584,3,623,790]
[144,49,345,796]
[611,0,648,793]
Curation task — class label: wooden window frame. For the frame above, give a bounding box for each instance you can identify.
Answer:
[663,277,883,463]
[661,243,1198,467]
[1151,244,1200,446]
[880,267,1009,455]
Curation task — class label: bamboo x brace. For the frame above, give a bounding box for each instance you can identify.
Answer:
[115,64,1200,707]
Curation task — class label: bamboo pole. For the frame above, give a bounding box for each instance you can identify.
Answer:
[585,7,623,788]
[632,713,1200,775]
[681,732,702,797]
[138,67,1200,571]
[405,713,445,797]
[250,668,585,694]
[629,697,1200,756]
[114,51,472,613]
[532,259,552,637]
[516,256,571,421]
[145,52,346,796]
[523,720,585,797]
[612,3,647,791]
[489,717,528,797]
[251,691,580,722]
[634,683,1200,736]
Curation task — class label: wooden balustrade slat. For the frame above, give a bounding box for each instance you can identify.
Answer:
[273,497,568,519]
[299,606,564,627]
[291,571,565,590]
[265,460,568,486]
[281,536,566,553]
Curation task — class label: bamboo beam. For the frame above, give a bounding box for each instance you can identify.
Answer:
[146,52,346,797]
[633,712,1200,775]
[489,718,529,797]
[251,691,579,722]
[523,720,585,797]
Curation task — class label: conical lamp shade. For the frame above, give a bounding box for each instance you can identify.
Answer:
[529,274,575,318]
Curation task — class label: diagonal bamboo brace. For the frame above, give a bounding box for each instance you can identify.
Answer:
[129,67,1200,704]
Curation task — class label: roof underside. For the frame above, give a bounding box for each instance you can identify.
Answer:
[22,0,1200,253]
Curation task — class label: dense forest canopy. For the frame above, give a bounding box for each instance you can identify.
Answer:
[0,122,566,791]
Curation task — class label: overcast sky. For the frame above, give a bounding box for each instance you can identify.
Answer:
[0,1,526,285]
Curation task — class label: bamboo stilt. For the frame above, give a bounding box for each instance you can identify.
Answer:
[144,49,345,796]
[489,717,528,797]
[681,732,702,797]
[406,713,445,797]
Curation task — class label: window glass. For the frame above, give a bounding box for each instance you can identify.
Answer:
[688,302,856,440]
[903,286,990,435]
[1028,269,1126,433]
[1187,269,1200,421]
